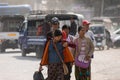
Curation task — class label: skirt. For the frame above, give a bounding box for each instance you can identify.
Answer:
[75,64,91,80]
[47,63,64,80]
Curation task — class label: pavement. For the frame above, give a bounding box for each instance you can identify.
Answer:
[0,48,120,80]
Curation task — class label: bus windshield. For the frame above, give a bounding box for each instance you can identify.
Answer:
[0,18,23,32]
[90,26,105,34]
[27,20,50,36]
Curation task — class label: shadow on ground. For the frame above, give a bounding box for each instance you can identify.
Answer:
[13,55,41,61]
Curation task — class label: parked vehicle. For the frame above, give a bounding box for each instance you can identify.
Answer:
[0,4,31,52]
[90,17,114,33]
[111,28,120,47]
[19,11,79,58]
[90,24,106,50]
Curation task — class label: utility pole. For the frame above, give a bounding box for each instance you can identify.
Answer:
[34,0,38,10]
[101,0,104,16]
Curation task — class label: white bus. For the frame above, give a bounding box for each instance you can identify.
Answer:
[0,4,31,52]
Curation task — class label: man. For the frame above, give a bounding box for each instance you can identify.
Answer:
[39,17,60,80]
[36,24,43,36]
[82,20,95,80]
[105,29,112,50]
[82,20,95,46]
[47,17,60,40]
[69,17,77,36]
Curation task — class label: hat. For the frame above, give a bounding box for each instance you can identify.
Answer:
[54,30,62,37]
[51,17,59,24]
[82,20,90,25]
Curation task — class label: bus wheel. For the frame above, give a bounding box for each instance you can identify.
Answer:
[36,46,44,58]
[0,45,5,53]
[22,48,26,57]
[102,46,104,50]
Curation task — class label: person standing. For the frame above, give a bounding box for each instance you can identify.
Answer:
[69,17,77,36]
[46,17,60,40]
[62,25,75,80]
[82,20,95,80]
[74,26,94,80]
[105,29,112,49]
[40,30,68,80]
[39,17,60,79]
[82,20,95,46]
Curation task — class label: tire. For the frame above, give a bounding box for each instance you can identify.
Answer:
[114,40,120,48]
[0,45,5,53]
[98,47,101,50]
[21,48,26,57]
[36,46,44,58]
[102,46,104,50]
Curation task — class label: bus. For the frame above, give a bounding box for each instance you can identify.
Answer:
[0,4,31,52]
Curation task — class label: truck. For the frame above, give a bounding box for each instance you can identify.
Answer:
[19,10,80,58]
[0,4,31,52]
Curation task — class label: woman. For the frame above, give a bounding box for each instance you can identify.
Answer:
[74,26,94,80]
[39,29,67,80]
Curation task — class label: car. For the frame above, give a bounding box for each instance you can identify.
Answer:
[111,28,120,47]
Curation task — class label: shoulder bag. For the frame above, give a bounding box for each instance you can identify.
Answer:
[75,38,90,69]
[52,41,69,75]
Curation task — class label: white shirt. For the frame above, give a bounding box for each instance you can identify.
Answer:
[85,30,96,46]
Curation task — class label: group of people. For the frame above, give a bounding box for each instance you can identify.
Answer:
[39,17,95,80]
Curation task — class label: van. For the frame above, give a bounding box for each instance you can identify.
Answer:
[19,12,79,58]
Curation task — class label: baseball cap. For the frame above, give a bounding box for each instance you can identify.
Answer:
[51,17,59,25]
[82,20,90,25]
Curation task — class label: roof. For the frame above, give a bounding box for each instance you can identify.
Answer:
[90,24,105,27]
[0,4,32,16]
[27,13,78,21]
[27,15,46,20]
[91,17,112,23]
[45,14,78,21]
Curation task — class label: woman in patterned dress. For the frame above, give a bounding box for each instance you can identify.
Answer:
[73,26,94,80]
[40,29,68,80]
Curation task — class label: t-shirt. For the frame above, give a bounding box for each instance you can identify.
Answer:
[85,30,96,46]
[48,41,64,63]
[62,30,67,40]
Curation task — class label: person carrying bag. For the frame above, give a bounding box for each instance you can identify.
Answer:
[52,41,69,75]
[39,30,68,80]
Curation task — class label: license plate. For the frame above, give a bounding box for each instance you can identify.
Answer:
[8,33,16,36]
[97,43,102,46]
[9,40,15,43]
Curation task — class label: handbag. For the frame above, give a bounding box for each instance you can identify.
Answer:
[75,54,90,69]
[33,71,44,80]
[63,47,74,63]
[40,41,50,66]
[75,38,90,69]
[52,41,69,75]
